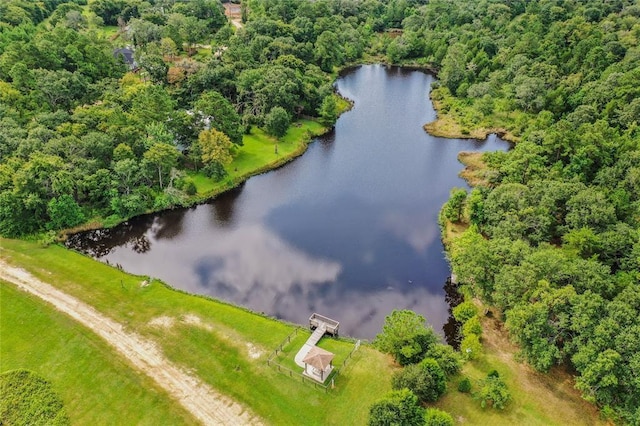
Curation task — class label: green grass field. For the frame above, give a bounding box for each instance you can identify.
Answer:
[0,239,394,425]
[0,369,69,425]
[0,283,194,425]
[0,238,606,425]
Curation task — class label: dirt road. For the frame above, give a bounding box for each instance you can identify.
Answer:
[0,259,263,426]
[224,3,243,29]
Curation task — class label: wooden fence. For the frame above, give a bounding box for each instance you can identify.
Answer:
[266,330,362,393]
[267,327,300,361]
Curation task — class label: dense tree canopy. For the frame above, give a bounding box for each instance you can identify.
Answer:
[391,358,447,403]
[432,1,640,422]
[0,0,375,235]
[368,389,425,426]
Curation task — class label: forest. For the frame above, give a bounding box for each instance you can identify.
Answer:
[1,0,639,423]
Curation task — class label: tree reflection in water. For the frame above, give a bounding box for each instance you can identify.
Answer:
[66,208,189,257]
[211,184,243,227]
[442,277,463,349]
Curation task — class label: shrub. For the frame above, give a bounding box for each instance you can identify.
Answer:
[182,179,197,195]
[458,377,472,393]
[391,358,446,403]
[203,161,227,181]
[426,344,462,377]
[477,373,511,409]
[424,408,454,426]
[462,316,483,337]
[368,389,424,426]
[460,333,482,360]
[452,301,479,323]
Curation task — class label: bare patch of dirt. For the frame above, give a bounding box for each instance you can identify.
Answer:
[181,314,213,331]
[149,316,175,329]
[458,151,493,187]
[0,259,263,425]
[246,343,263,360]
[223,3,243,29]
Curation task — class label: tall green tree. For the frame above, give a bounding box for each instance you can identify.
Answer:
[264,106,290,138]
[46,194,84,230]
[194,91,243,145]
[374,310,438,366]
[197,128,233,167]
[442,188,467,223]
[142,143,179,190]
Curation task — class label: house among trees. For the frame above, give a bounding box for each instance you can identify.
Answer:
[113,47,137,70]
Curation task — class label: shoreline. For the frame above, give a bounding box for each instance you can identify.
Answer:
[64,62,498,239]
[0,238,393,425]
[62,119,331,239]
[424,99,519,142]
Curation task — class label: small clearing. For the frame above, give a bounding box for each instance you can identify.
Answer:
[224,3,243,29]
[182,314,214,331]
[0,259,262,426]
[246,343,263,360]
[481,313,604,424]
[149,316,176,328]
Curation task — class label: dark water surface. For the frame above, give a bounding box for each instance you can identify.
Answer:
[68,65,509,339]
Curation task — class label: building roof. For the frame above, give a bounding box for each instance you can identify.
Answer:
[113,48,135,67]
[302,346,334,370]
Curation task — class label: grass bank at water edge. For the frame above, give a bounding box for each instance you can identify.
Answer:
[0,238,395,425]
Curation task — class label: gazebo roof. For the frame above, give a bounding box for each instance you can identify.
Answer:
[302,346,334,370]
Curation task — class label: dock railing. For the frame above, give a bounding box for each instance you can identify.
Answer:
[309,313,339,336]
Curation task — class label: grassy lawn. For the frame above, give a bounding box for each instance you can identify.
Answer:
[188,120,327,198]
[0,283,194,425]
[0,239,394,425]
[0,238,606,425]
[92,25,120,39]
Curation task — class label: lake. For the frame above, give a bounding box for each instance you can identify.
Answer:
[67,65,509,339]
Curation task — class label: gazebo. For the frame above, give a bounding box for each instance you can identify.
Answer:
[302,346,334,383]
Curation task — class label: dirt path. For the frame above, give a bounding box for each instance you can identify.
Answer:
[481,311,606,425]
[224,3,243,29]
[0,259,263,426]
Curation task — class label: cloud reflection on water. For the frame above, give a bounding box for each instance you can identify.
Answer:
[191,223,342,298]
[186,220,448,338]
[382,210,440,253]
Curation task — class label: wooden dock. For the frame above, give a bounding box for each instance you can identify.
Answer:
[309,313,339,336]
[294,314,340,369]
